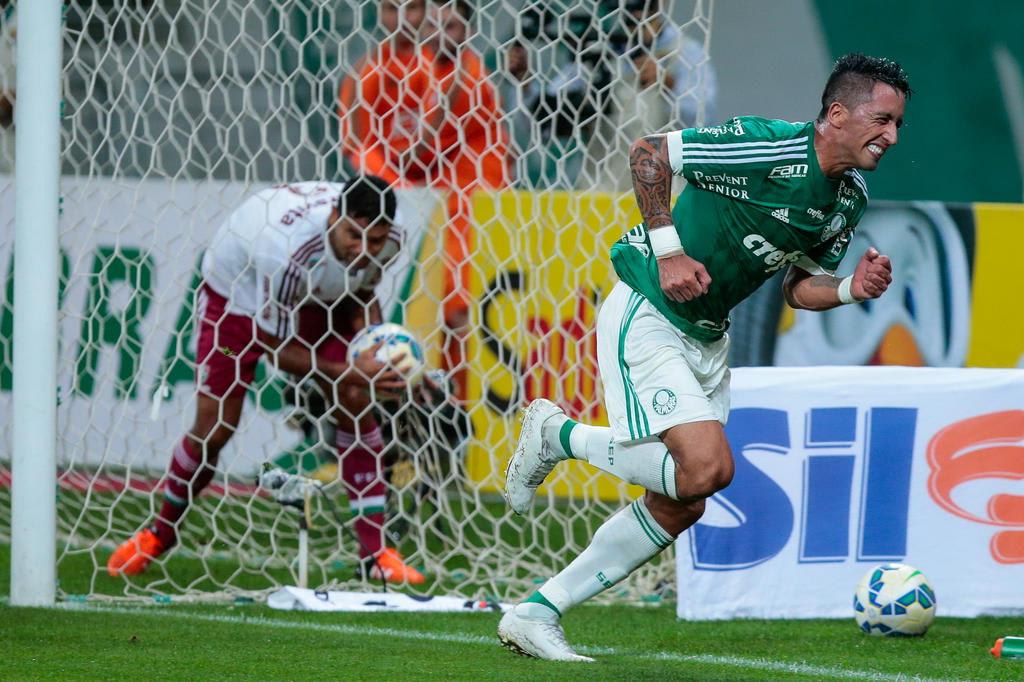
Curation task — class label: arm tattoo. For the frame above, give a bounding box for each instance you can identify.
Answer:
[807,275,841,290]
[784,268,842,310]
[629,135,673,229]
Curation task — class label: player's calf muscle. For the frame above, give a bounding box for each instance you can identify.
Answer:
[644,493,706,536]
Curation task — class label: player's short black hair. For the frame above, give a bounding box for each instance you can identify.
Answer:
[339,175,397,225]
[817,54,912,122]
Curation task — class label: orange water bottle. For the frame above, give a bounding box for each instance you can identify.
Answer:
[990,636,1024,659]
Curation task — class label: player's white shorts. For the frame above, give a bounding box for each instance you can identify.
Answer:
[597,281,730,444]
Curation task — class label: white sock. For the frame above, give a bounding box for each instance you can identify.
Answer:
[517,498,674,618]
[543,416,677,499]
[541,414,609,461]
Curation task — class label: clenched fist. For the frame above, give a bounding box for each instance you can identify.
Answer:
[657,253,711,302]
[851,247,893,300]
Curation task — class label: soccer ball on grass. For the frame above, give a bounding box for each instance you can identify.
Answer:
[853,563,936,636]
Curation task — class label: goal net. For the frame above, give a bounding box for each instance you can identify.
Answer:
[0,0,715,603]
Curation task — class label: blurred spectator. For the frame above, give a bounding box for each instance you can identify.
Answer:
[495,41,542,187]
[532,20,615,189]
[425,0,510,398]
[626,0,717,130]
[338,0,435,184]
[0,2,15,175]
[339,0,509,399]
[583,0,717,191]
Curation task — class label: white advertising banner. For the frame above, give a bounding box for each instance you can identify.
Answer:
[0,176,440,473]
[676,366,1024,619]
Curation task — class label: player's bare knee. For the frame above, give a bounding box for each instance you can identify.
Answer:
[669,441,734,501]
[714,448,736,491]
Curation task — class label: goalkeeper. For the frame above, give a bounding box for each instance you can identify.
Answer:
[500,54,909,660]
[107,175,426,585]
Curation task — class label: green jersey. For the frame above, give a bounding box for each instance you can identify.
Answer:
[610,116,868,343]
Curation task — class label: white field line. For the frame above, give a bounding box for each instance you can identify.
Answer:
[41,602,963,682]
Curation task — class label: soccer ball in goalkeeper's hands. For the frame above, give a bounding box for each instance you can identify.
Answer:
[348,323,426,388]
[853,563,936,636]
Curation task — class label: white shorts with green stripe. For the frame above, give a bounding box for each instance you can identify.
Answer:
[597,281,730,444]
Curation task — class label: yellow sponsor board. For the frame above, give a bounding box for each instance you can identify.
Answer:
[967,204,1024,368]
[464,190,645,500]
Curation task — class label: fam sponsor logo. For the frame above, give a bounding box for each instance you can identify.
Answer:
[742,233,803,273]
[769,163,809,179]
[691,170,751,199]
[696,118,746,137]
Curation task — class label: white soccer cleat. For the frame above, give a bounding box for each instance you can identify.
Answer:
[504,399,566,515]
[497,607,594,662]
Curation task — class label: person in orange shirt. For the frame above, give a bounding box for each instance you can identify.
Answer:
[340,0,510,397]
[338,0,436,186]
[426,0,510,395]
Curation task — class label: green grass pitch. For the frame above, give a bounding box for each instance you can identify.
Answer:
[2,546,1021,680]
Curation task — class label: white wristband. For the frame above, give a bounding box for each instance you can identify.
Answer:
[649,226,685,259]
[837,275,860,304]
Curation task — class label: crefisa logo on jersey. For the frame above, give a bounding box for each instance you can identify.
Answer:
[821,213,846,241]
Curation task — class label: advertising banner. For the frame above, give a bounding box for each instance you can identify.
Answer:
[676,366,1024,619]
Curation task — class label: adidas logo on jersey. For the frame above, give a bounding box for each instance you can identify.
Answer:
[771,207,790,223]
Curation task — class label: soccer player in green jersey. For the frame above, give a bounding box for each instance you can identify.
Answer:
[499,54,909,661]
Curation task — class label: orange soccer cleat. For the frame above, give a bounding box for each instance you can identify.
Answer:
[368,548,426,585]
[106,527,167,577]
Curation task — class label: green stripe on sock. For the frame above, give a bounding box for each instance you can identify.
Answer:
[524,590,562,618]
[350,506,386,516]
[164,491,187,508]
[558,419,578,459]
[660,452,672,497]
[632,500,672,548]
[631,501,670,549]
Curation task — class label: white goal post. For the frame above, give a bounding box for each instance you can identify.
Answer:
[3,0,715,605]
[9,0,61,607]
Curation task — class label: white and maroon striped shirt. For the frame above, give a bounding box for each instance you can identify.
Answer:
[201,181,401,339]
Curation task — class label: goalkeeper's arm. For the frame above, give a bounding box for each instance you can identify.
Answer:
[257,329,404,392]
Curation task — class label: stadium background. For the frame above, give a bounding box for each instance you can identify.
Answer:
[0,0,1022,624]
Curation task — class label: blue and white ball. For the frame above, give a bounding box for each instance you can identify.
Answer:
[853,563,936,636]
[347,323,425,388]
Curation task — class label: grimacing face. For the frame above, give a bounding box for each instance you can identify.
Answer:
[328,213,391,270]
[840,81,906,171]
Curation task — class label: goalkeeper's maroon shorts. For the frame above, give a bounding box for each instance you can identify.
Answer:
[194,283,351,399]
